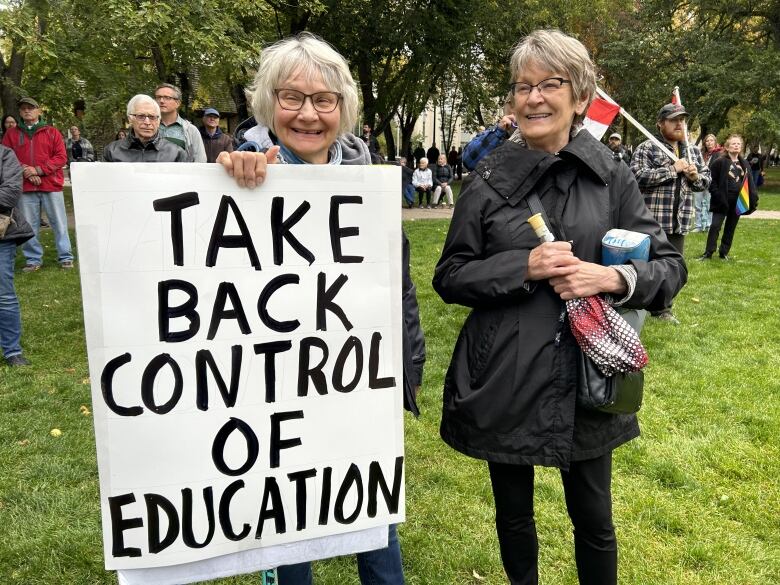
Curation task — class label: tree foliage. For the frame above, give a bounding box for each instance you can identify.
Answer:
[1,0,778,153]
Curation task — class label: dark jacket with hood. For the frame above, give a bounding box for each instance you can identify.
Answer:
[433,130,687,469]
[102,131,189,162]
[708,153,758,215]
[0,145,33,244]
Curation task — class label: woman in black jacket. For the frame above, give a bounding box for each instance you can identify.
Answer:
[699,134,758,260]
[433,29,686,585]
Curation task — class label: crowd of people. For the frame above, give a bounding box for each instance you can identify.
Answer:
[0,24,772,585]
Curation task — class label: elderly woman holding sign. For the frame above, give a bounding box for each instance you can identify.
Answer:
[432,30,687,583]
[218,33,425,585]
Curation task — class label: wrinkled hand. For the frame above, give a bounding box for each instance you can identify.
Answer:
[498,114,516,132]
[216,145,280,188]
[22,165,38,179]
[28,175,42,186]
[549,263,627,300]
[527,241,579,281]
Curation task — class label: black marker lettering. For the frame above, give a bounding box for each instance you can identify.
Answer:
[334,463,363,524]
[195,345,243,411]
[297,337,329,396]
[255,477,285,539]
[367,456,404,516]
[158,279,200,342]
[329,196,364,263]
[145,493,180,554]
[153,192,199,266]
[368,332,395,389]
[316,272,353,331]
[207,282,251,340]
[101,353,142,416]
[271,197,314,265]
[108,493,143,558]
[141,354,183,415]
[219,480,251,541]
[269,410,304,468]
[253,341,293,403]
[258,274,301,333]
[181,487,215,548]
[287,468,317,531]
[206,195,261,269]
[211,417,260,476]
[333,336,363,393]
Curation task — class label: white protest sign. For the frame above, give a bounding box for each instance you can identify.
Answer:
[71,163,405,571]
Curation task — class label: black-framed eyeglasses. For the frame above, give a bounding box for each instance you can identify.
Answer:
[129,113,159,122]
[274,89,342,113]
[509,77,571,97]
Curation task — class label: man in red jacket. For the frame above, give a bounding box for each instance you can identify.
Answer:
[1,97,73,271]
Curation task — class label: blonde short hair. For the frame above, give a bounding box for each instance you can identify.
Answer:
[725,134,744,150]
[249,33,359,136]
[509,29,597,124]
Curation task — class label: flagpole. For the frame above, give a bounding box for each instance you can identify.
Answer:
[595,87,678,162]
[673,86,696,165]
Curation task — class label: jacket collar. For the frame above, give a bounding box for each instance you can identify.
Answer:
[477,130,611,204]
[126,130,165,150]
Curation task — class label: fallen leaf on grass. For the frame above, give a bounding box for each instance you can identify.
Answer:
[81,377,90,385]
[472,570,485,581]
[691,297,700,303]
[80,405,91,416]
[50,428,62,437]
[64,368,76,373]
[17,439,30,446]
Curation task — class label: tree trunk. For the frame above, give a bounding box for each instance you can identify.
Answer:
[383,126,396,160]
[0,47,26,117]
[230,82,249,121]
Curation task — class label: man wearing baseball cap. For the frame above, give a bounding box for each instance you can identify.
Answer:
[630,103,711,324]
[199,107,234,163]
[607,132,631,165]
[1,97,73,271]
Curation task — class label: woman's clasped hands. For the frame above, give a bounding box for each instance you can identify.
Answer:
[528,241,625,300]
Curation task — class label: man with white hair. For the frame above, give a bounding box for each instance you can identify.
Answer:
[103,95,188,162]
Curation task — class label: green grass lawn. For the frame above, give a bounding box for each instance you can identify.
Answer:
[758,166,780,211]
[1,216,779,584]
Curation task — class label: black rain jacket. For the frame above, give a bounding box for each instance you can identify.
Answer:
[432,130,687,469]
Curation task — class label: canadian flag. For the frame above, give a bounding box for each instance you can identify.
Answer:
[582,97,621,140]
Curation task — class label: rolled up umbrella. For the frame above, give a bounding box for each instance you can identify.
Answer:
[528,214,648,376]
[566,296,647,375]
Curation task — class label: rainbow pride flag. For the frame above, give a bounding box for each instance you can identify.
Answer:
[736,175,750,215]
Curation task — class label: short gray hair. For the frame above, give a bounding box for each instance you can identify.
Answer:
[509,29,597,125]
[248,33,359,136]
[155,83,182,100]
[126,95,160,118]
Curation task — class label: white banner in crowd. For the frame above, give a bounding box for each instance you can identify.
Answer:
[71,163,405,573]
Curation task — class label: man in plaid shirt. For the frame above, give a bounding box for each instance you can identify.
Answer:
[630,103,710,324]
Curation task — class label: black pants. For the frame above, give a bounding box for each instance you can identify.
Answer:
[705,210,740,257]
[488,453,617,585]
[416,186,432,206]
